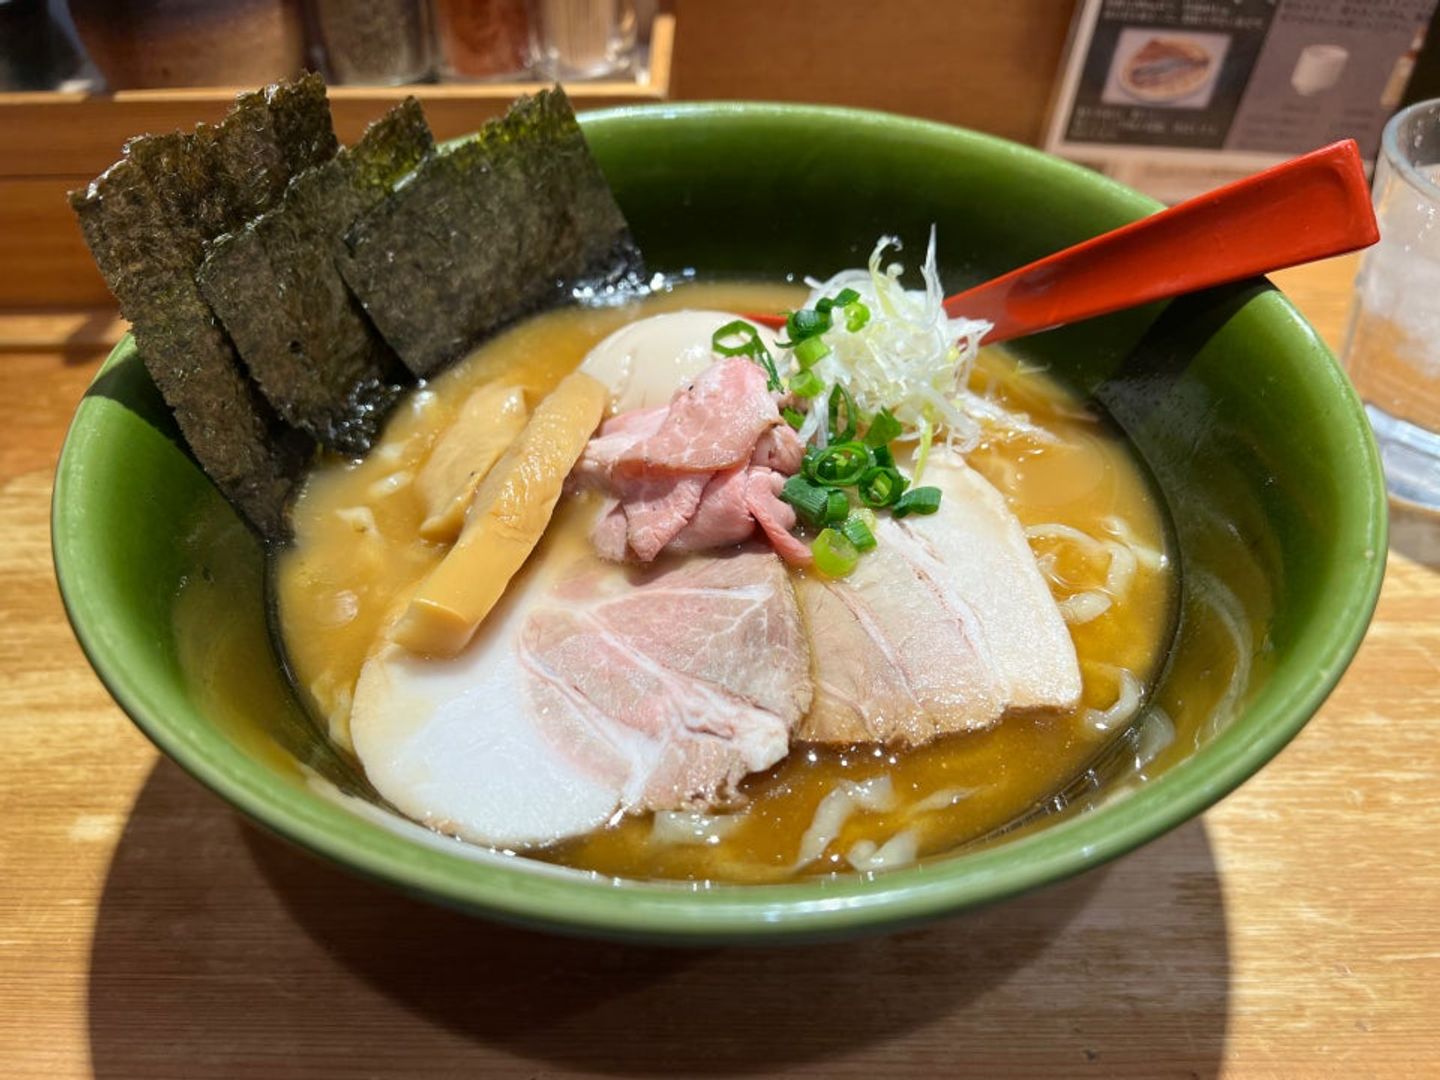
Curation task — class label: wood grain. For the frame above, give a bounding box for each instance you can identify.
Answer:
[2,256,1438,1078]
[0,178,115,308]
[670,0,1079,146]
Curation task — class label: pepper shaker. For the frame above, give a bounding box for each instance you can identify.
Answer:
[311,0,430,85]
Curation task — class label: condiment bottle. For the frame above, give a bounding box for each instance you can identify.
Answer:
[529,0,637,81]
[312,0,431,85]
[430,0,533,81]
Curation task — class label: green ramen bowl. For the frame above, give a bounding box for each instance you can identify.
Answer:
[53,103,1386,943]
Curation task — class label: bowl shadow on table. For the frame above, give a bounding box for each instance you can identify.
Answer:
[87,760,1231,1078]
[60,309,127,366]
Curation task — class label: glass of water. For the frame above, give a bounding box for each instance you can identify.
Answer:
[1342,99,1440,511]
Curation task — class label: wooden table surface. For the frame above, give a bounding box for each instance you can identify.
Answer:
[2,255,1436,1079]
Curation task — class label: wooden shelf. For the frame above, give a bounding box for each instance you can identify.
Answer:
[0,15,673,309]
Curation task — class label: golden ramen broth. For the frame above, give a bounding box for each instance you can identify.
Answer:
[274,282,1179,883]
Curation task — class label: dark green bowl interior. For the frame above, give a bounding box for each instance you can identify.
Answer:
[52,103,1386,943]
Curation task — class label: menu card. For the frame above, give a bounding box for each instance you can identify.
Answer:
[1045,0,1436,202]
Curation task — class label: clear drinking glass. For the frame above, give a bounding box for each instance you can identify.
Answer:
[1342,98,1440,511]
[528,0,637,81]
[431,0,534,81]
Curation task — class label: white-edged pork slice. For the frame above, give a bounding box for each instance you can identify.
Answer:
[797,455,1081,745]
[352,541,812,848]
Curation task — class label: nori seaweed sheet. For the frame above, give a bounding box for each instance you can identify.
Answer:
[198,99,434,455]
[264,75,340,176]
[72,156,301,533]
[337,87,644,378]
[69,73,337,536]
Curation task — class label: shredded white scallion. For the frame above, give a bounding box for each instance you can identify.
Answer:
[790,231,1049,471]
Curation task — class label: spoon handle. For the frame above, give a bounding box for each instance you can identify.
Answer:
[950,139,1378,344]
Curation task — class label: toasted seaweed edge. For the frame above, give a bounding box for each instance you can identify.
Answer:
[198,98,435,455]
[349,97,434,200]
[71,82,646,532]
[69,73,339,537]
[265,73,340,173]
[337,86,645,378]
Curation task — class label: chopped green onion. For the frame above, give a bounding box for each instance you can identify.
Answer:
[858,465,908,508]
[711,320,752,356]
[827,383,858,443]
[794,336,832,369]
[784,307,830,344]
[789,369,824,399]
[840,513,877,551]
[824,488,851,524]
[864,407,902,448]
[780,475,831,529]
[812,528,860,577]
[781,406,806,430]
[712,319,782,392]
[892,486,942,518]
[807,441,870,486]
[871,444,895,469]
[781,289,867,347]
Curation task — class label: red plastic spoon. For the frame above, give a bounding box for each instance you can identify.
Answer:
[743,140,1378,343]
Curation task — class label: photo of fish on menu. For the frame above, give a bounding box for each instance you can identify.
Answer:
[1045,0,1436,202]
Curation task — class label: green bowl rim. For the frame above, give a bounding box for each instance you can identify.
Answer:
[52,101,1389,942]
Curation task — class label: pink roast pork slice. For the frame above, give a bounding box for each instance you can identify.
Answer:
[351,537,812,848]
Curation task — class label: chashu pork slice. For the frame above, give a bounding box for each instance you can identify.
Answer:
[352,538,812,849]
[797,455,1081,746]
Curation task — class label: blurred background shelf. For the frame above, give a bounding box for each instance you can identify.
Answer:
[0,13,674,309]
[1,13,672,176]
[1,1,1084,311]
